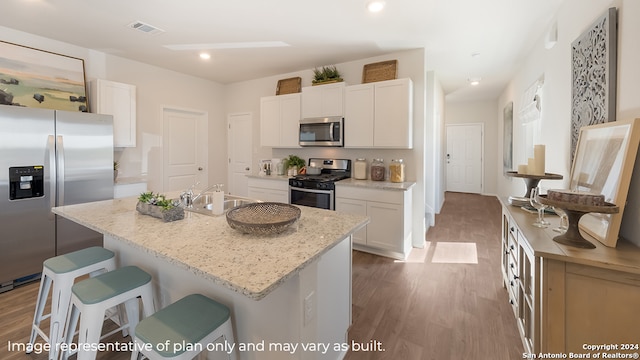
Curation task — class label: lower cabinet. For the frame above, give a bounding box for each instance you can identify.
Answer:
[501,202,640,355]
[336,186,412,260]
[247,177,289,203]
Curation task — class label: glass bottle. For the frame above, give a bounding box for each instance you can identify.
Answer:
[354,158,367,180]
[370,159,385,181]
[389,159,405,183]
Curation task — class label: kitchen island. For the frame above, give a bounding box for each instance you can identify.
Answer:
[52,196,368,360]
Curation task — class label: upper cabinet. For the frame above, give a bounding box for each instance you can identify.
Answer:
[260,93,301,148]
[301,82,345,118]
[345,78,413,149]
[90,79,137,148]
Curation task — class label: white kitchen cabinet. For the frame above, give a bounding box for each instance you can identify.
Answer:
[90,79,136,148]
[260,93,301,148]
[344,78,413,149]
[336,186,412,260]
[301,82,345,118]
[247,177,289,203]
[114,181,147,199]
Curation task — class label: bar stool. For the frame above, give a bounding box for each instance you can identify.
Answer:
[61,265,155,360]
[27,246,117,360]
[131,293,236,360]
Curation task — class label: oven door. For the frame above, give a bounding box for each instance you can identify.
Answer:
[289,186,334,210]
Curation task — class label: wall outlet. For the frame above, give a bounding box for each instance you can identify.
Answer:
[304,291,315,326]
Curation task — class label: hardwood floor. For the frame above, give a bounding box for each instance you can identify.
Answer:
[0,192,522,360]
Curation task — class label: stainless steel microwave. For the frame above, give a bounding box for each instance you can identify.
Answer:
[299,116,344,147]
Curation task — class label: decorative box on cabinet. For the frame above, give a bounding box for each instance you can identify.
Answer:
[344,78,412,149]
[500,199,640,356]
[90,79,136,148]
[247,177,289,203]
[301,82,345,118]
[260,93,301,148]
[336,186,412,260]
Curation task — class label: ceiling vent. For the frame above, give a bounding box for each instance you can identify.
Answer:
[127,21,164,35]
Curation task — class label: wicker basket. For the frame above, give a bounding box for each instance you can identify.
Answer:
[276,77,302,95]
[226,202,301,235]
[362,60,398,83]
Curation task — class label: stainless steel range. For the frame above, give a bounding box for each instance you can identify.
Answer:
[289,158,351,210]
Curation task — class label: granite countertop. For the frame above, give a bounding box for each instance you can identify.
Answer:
[52,196,368,300]
[336,178,415,191]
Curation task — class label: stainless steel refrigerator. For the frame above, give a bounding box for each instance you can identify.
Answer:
[0,106,113,292]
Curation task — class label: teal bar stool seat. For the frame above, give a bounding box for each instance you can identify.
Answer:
[131,294,236,360]
[60,265,155,360]
[27,246,117,360]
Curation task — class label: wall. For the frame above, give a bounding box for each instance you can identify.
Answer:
[0,26,227,193]
[445,99,499,195]
[225,48,429,247]
[496,0,640,246]
[427,72,446,220]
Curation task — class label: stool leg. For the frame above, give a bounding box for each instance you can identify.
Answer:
[61,303,80,360]
[27,273,52,351]
[140,285,155,318]
[123,298,140,339]
[48,275,75,360]
[76,304,104,360]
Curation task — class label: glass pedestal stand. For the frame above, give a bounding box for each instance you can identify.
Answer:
[504,171,563,207]
[539,196,619,249]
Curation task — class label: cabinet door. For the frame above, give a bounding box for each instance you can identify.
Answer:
[93,79,136,147]
[374,78,412,148]
[301,83,344,118]
[260,96,281,147]
[344,84,374,148]
[335,198,367,245]
[279,94,301,147]
[366,201,403,252]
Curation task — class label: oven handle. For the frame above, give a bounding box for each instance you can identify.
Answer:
[289,186,333,195]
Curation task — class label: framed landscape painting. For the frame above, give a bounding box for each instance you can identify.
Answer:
[0,40,88,112]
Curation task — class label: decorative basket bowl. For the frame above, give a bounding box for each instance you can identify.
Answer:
[226,202,301,235]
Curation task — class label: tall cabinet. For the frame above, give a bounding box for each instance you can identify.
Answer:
[500,199,640,355]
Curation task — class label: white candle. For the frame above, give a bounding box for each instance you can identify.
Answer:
[518,164,528,174]
[528,158,536,175]
[534,144,546,175]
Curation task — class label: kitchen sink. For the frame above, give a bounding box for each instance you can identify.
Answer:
[185,194,260,216]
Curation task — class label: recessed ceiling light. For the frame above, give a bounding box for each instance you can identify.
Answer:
[367,1,385,12]
[199,53,211,60]
[164,41,290,51]
[468,77,481,86]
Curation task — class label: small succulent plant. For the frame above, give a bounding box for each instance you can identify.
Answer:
[138,191,179,210]
[312,65,343,84]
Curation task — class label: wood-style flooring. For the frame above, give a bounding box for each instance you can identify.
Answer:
[0,192,522,360]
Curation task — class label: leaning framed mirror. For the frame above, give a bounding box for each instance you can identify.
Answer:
[569,118,640,247]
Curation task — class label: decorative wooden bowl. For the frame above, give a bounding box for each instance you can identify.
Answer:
[538,195,618,249]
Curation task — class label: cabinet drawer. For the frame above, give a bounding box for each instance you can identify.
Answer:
[247,178,289,191]
[335,186,404,204]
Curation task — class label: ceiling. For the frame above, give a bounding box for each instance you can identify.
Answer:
[3,0,564,102]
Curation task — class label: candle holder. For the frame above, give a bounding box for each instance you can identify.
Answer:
[505,171,563,207]
[538,195,618,249]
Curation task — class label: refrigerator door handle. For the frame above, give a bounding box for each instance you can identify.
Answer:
[48,135,56,218]
[56,135,65,206]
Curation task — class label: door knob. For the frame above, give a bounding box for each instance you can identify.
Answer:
[245,167,250,171]
[198,167,203,171]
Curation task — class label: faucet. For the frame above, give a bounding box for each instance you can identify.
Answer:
[191,184,223,203]
[179,182,199,208]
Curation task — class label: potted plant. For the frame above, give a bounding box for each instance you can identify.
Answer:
[283,155,306,176]
[311,65,343,85]
[113,161,119,181]
[136,191,184,222]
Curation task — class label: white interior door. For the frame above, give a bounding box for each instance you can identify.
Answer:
[446,123,483,194]
[227,112,252,196]
[163,107,207,192]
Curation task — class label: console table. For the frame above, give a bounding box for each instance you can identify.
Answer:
[500,197,640,355]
